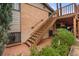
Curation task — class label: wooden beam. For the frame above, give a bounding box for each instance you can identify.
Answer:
[73,16,77,38]
[57,13,75,20]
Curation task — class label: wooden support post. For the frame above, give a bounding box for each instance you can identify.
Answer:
[60,3,62,16]
[73,16,77,38]
[78,21,79,39]
[56,3,59,16]
[74,3,77,13]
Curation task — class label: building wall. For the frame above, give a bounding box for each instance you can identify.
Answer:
[28,3,52,13]
[9,10,20,32]
[21,3,51,42]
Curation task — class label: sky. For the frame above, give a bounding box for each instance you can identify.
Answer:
[48,3,70,10]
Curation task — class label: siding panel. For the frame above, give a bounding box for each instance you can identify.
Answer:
[9,10,20,32]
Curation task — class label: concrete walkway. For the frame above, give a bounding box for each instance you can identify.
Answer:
[3,38,52,56]
[69,39,79,56]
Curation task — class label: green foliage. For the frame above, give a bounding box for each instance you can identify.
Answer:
[31,28,75,56]
[57,44,69,56]
[30,45,39,56]
[0,4,12,55]
[57,28,75,46]
[51,35,60,48]
[38,47,60,56]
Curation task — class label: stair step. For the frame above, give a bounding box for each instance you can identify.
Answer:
[31,36,38,39]
[24,41,32,47]
[34,32,42,35]
[39,28,45,31]
[36,31,43,33]
[29,36,38,41]
[32,34,39,37]
[27,39,35,44]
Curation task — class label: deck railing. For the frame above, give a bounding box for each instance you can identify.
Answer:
[57,3,79,16]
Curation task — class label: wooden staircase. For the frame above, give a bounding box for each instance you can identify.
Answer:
[24,13,57,47]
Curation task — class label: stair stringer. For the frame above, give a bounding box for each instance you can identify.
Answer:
[36,17,58,45]
[24,14,58,47]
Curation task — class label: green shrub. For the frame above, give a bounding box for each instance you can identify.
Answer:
[31,28,75,56]
[57,44,69,56]
[30,45,39,56]
[38,47,60,56]
[57,28,75,46]
[51,35,60,48]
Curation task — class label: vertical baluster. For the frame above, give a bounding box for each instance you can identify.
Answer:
[56,3,59,16]
[71,4,72,13]
[72,4,74,13]
[74,3,77,13]
[65,7,66,15]
[66,7,67,14]
[73,4,74,13]
[72,4,73,13]
[62,8,63,15]
[68,6,70,14]
[60,3,62,16]
[66,6,68,14]
[59,9,60,16]
[63,7,64,15]
[63,8,65,15]
[70,5,71,14]
[68,5,69,14]
[64,7,66,15]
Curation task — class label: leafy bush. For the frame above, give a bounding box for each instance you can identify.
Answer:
[51,35,60,48]
[38,47,60,56]
[30,45,39,56]
[57,44,69,56]
[57,28,75,46]
[31,28,75,56]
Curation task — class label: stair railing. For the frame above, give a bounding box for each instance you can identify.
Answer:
[31,11,57,35]
[36,13,58,44]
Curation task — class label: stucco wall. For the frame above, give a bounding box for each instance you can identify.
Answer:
[21,3,50,42]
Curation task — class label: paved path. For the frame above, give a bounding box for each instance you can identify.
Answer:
[69,39,79,56]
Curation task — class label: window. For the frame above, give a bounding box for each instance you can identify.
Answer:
[8,32,21,44]
[12,3,20,10]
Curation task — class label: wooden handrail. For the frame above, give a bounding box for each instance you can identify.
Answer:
[31,12,56,29]
[31,12,57,35]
